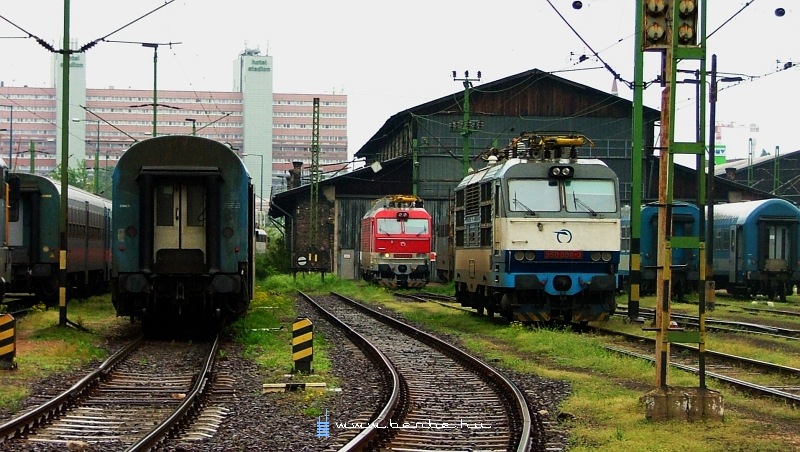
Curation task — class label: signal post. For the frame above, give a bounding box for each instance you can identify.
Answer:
[634,0,722,421]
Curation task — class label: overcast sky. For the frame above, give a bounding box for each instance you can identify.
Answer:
[1,1,797,166]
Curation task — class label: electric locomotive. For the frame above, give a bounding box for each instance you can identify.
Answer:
[711,198,800,301]
[453,132,620,323]
[6,173,112,304]
[359,194,434,289]
[111,135,254,334]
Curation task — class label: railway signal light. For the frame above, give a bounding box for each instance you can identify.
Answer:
[676,0,698,46]
[642,0,700,50]
[643,0,669,50]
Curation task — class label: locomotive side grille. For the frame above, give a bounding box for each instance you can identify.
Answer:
[465,184,480,216]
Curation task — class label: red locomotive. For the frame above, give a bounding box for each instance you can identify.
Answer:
[359,195,434,289]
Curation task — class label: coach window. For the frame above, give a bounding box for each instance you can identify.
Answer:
[186,184,205,227]
[156,185,175,226]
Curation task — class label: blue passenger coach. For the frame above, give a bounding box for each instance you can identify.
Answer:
[111,135,254,333]
[619,202,700,300]
[6,173,111,303]
[711,199,800,301]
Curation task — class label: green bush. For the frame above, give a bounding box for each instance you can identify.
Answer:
[255,232,291,279]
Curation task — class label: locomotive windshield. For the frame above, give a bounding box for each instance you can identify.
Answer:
[377,218,428,235]
[564,180,617,213]
[507,179,616,213]
[508,180,560,212]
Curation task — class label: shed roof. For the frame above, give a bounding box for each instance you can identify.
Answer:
[354,68,660,159]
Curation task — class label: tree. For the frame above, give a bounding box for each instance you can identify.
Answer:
[50,159,88,188]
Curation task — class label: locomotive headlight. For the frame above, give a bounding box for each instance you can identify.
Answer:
[525,251,536,261]
[549,165,575,179]
[591,252,601,262]
[384,253,390,258]
[514,250,525,261]
[602,251,612,262]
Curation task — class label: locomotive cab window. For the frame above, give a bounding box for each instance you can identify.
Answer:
[564,180,617,213]
[508,179,559,212]
[404,219,429,235]
[377,218,427,235]
[377,219,402,235]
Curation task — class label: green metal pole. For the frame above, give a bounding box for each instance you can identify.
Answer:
[629,0,645,321]
[412,138,418,196]
[59,0,71,326]
[462,81,471,176]
[152,46,158,137]
[29,141,35,174]
[453,71,481,177]
[94,120,100,193]
[6,105,12,170]
[259,154,264,213]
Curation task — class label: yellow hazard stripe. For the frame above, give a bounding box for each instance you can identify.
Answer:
[0,314,13,327]
[293,348,313,361]
[0,328,13,341]
[0,343,14,355]
[293,319,312,330]
[292,332,313,346]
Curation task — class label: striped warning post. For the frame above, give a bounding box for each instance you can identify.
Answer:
[292,317,313,373]
[0,314,17,370]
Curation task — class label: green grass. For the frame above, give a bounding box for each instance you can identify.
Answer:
[0,296,127,412]
[363,289,800,451]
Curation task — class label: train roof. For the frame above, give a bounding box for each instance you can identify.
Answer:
[11,172,111,208]
[362,194,427,215]
[712,198,800,223]
[456,157,611,188]
[117,135,250,180]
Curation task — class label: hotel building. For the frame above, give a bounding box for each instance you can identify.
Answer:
[0,48,348,213]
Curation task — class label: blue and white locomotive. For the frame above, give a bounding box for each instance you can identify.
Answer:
[111,135,254,334]
[711,198,800,301]
[453,133,620,323]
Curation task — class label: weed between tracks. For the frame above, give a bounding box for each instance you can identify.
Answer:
[0,296,128,413]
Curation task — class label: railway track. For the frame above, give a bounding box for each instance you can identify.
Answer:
[300,291,534,451]
[615,305,800,340]
[404,293,800,407]
[592,327,800,407]
[0,335,221,451]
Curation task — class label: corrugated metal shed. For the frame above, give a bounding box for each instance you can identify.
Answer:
[269,67,776,279]
[714,149,800,205]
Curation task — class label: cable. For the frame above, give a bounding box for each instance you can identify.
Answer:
[545,0,630,88]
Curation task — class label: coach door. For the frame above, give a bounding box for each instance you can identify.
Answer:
[154,181,206,272]
[761,220,795,272]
